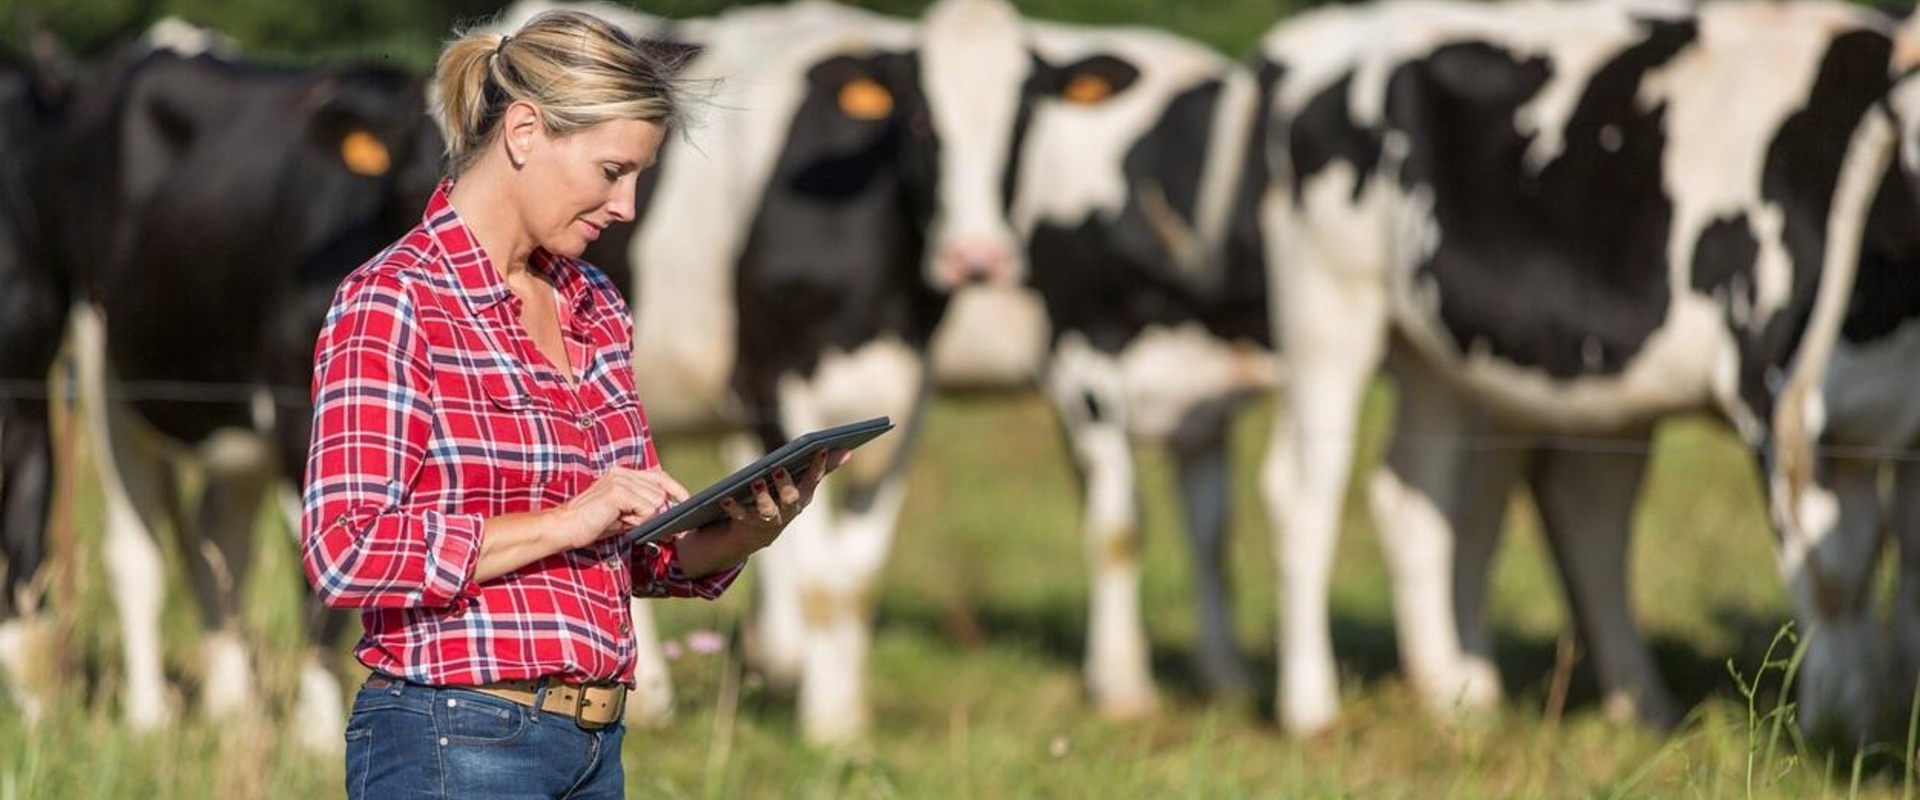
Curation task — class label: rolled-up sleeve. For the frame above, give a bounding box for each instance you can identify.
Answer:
[301,274,484,609]
[630,539,742,600]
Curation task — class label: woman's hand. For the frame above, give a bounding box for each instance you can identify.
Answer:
[674,449,849,577]
[560,466,690,549]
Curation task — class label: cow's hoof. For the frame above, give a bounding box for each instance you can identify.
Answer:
[1094,686,1160,720]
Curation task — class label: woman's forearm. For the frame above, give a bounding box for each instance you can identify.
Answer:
[474,507,581,583]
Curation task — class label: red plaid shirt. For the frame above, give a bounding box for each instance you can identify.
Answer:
[301,181,740,688]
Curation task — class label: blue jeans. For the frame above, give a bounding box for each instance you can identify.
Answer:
[344,675,627,800]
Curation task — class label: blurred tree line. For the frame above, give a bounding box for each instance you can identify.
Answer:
[0,0,1300,74]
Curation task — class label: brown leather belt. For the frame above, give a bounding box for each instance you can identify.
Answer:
[369,673,626,729]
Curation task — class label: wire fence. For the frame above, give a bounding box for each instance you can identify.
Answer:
[6,375,1920,464]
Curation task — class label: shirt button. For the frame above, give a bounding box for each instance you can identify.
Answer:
[577,413,593,429]
[620,622,631,636]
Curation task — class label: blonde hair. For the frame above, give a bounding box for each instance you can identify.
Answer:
[431,9,691,176]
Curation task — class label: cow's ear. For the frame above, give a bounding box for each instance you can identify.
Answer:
[1048,54,1140,106]
[808,55,897,122]
[312,103,393,178]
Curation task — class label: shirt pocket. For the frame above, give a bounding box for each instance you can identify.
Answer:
[464,371,560,491]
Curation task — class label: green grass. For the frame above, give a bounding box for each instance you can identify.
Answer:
[0,388,1906,798]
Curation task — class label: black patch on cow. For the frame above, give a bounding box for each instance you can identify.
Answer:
[1690,215,1760,304]
[1029,68,1270,356]
[1844,164,1920,344]
[1081,389,1105,423]
[0,53,67,615]
[1389,20,1694,379]
[1741,30,1896,415]
[1289,72,1379,205]
[732,50,944,430]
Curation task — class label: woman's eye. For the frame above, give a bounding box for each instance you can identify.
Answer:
[602,166,620,181]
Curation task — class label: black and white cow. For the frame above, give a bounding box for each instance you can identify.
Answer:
[1000,21,1274,714]
[1253,0,1920,741]
[500,0,1008,744]
[0,52,70,722]
[520,0,1268,742]
[39,42,440,744]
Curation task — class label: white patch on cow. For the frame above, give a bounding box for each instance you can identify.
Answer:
[1893,72,1920,177]
[627,3,915,433]
[493,0,672,36]
[295,656,345,753]
[1264,0,1691,131]
[927,284,1051,389]
[920,0,1029,284]
[200,630,250,717]
[0,616,49,724]
[767,337,924,743]
[1113,324,1275,442]
[72,305,172,729]
[141,17,239,58]
[1012,23,1231,235]
[777,336,922,488]
[1640,3,1883,324]
[196,428,272,475]
[1045,335,1158,716]
[623,598,675,727]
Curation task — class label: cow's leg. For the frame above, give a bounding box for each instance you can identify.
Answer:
[1778,455,1887,743]
[0,401,55,722]
[775,339,925,745]
[1890,460,1920,731]
[623,597,674,727]
[1045,337,1156,718]
[73,305,177,728]
[741,431,811,690]
[180,430,272,719]
[1172,406,1253,699]
[1447,422,1525,710]
[1261,234,1390,735]
[1530,441,1675,727]
[1366,355,1492,714]
[274,484,349,753]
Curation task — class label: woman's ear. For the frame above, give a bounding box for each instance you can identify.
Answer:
[501,100,543,169]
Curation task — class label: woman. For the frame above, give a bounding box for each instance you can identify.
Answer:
[300,11,832,798]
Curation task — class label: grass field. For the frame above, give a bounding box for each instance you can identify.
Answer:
[0,386,1909,798]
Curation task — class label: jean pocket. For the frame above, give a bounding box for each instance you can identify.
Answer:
[343,726,373,799]
[435,690,529,746]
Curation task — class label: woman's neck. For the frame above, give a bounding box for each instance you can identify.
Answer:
[446,159,535,281]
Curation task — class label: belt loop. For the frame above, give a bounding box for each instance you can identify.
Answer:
[531,676,550,725]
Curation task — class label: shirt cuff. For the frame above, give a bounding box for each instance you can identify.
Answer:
[419,511,485,607]
[632,540,742,600]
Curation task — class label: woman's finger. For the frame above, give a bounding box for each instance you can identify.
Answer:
[750,480,781,524]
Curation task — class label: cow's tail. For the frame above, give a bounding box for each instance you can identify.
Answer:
[1768,104,1897,540]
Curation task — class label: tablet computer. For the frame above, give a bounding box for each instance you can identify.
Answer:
[624,416,895,546]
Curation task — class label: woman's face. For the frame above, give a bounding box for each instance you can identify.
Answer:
[517,116,665,258]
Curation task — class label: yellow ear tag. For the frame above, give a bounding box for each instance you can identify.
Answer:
[838,77,894,121]
[340,129,391,177]
[1064,73,1114,105]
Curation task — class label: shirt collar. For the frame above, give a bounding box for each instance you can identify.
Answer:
[424,179,596,320]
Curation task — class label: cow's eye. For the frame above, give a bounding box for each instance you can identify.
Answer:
[1063,73,1114,105]
[838,77,894,121]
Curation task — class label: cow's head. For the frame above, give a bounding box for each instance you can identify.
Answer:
[292,66,444,289]
[916,0,1031,290]
[1013,23,1263,300]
